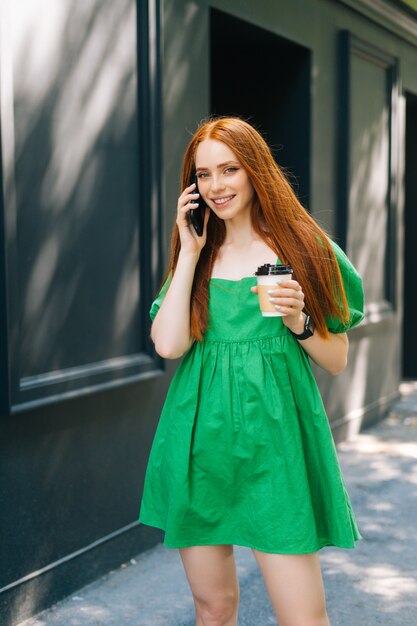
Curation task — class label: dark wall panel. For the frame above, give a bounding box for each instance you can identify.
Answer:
[0,0,163,412]
[338,32,399,316]
[349,53,390,304]
[0,381,163,589]
[12,0,140,376]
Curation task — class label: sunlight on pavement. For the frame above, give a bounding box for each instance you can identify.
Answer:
[340,433,417,459]
[359,565,417,599]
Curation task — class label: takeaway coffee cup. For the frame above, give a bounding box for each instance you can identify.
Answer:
[255,264,293,317]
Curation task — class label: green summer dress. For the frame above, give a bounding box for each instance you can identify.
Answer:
[139,241,364,553]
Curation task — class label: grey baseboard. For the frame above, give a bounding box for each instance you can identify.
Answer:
[0,523,162,626]
[331,390,400,443]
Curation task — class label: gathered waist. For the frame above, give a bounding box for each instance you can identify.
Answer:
[201,331,291,345]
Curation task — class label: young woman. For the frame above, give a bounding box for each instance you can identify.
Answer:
[139,117,364,626]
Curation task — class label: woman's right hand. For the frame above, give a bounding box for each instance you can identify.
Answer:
[176,182,210,256]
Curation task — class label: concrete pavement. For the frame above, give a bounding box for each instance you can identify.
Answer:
[18,382,417,626]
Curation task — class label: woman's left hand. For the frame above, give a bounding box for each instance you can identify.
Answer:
[251,280,306,334]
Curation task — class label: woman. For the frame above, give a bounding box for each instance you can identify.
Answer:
[139,116,364,626]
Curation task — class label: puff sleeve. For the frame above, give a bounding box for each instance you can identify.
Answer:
[325,240,364,333]
[149,274,172,322]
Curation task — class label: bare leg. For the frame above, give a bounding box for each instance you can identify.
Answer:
[179,545,239,626]
[252,549,330,626]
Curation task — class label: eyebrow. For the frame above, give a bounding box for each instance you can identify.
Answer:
[195,161,240,172]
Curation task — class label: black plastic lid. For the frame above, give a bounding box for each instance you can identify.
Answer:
[255,263,293,276]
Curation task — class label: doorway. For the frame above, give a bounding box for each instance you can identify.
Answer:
[402,91,417,378]
[210,9,311,208]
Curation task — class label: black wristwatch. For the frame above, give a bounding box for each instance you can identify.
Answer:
[289,314,315,340]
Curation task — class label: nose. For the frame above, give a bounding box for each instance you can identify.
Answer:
[210,173,226,193]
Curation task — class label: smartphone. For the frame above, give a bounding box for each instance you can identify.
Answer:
[189,174,207,237]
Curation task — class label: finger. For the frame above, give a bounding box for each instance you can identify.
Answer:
[179,200,199,216]
[267,288,304,298]
[177,202,200,228]
[251,286,258,294]
[183,181,197,193]
[179,192,200,206]
[273,304,301,315]
[278,280,302,290]
[269,297,304,308]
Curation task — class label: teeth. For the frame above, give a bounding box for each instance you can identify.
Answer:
[213,196,234,205]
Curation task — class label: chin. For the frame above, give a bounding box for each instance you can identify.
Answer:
[213,211,236,221]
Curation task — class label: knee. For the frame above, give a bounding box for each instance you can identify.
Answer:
[195,587,239,625]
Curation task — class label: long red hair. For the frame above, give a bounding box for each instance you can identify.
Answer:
[162,116,349,340]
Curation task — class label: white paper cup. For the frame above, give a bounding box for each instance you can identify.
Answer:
[255,265,293,317]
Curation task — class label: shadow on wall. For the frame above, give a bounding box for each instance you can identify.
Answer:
[162,0,208,242]
[11,0,140,378]
[348,105,392,305]
[317,329,398,443]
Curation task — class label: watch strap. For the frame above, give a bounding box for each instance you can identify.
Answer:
[289,314,315,340]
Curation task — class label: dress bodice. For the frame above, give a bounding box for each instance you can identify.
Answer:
[205,277,289,343]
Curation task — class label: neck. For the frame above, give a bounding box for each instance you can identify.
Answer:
[223,215,260,249]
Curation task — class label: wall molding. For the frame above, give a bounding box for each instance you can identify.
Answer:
[0,520,142,594]
[337,30,400,317]
[331,388,401,435]
[339,0,417,46]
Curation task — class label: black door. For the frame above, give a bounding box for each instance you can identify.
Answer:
[210,8,311,209]
[403,91,417,378]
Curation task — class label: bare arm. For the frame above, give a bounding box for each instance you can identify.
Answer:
[151,182,210,359]
[251,281,349,376]
[285,316,348,376]
[151,251,199,358]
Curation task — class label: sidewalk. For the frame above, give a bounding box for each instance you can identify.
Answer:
[18,382,417,626]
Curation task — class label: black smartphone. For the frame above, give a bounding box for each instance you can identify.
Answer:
[189,174,207,237]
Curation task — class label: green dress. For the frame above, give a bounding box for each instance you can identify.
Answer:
[139,241,364,553]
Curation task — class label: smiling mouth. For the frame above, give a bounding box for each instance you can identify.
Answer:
[212,195,235,206]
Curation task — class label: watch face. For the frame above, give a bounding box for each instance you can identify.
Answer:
[306,315,315,334]
[289,314,315,340]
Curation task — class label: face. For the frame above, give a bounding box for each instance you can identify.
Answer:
[194,139,255,222]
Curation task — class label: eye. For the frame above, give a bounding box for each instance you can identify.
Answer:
[224,167,238,174]
[196,172,209,179]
